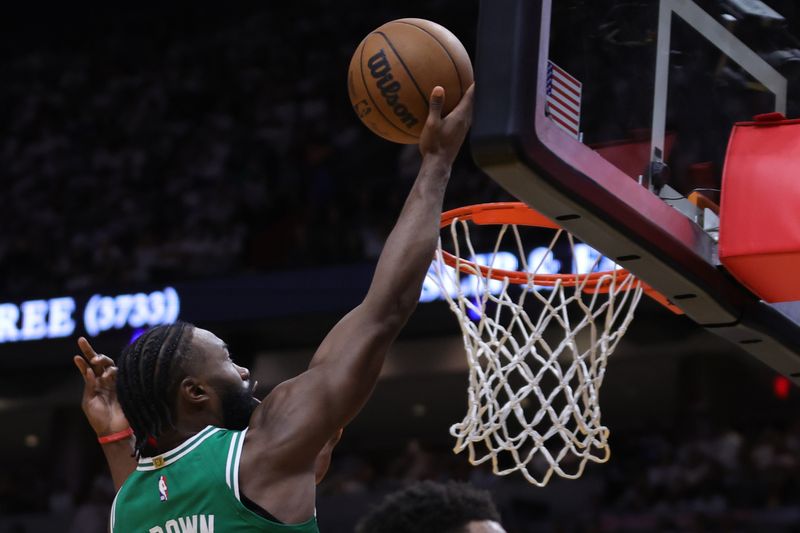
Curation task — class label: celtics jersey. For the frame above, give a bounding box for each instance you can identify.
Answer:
[110,426,319,533]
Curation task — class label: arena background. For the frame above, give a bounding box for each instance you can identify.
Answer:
[2,1,800,532]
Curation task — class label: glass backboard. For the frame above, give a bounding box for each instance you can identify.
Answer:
[471,0,800,381]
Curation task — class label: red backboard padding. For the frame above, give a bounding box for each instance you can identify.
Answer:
[719,113,800,302]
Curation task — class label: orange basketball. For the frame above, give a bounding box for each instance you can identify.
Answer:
[347,18,473,144]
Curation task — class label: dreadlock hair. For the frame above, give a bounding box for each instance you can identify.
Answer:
[116,321,196,458]
[355,480,502,533]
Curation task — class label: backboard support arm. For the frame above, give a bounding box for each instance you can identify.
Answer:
[649,0,788,188]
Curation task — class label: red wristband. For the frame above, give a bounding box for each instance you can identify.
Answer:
[98,427,133,444]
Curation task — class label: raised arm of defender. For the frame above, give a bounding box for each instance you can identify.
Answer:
[241,85,475,522]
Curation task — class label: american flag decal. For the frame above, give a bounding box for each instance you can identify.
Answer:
[545,61,582,140]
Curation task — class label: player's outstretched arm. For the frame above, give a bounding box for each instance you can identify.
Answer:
[301,85,476,429]
[242,86,474,509]
[73,337,136,491]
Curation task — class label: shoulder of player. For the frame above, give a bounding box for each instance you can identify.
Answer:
[243,374,329,467]
[245,378,300,449]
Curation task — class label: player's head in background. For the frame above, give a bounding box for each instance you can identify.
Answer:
[116,321,259,457]
[355,480,505,533]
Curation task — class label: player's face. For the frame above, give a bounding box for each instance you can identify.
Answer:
[218,375,260,430]
[463,521,506,533]
[191,328,260,430]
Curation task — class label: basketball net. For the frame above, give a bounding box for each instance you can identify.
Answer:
[429,203,644,487]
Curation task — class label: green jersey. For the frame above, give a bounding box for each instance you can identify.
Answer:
[110,426,319,533]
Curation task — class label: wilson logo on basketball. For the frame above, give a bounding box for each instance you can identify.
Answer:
[367,49,419,129]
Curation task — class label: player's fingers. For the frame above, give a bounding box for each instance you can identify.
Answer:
[73,355,89,379]
[99,366,118,383]
[451,83,475,124]
[77,337,98,361]
[85,367,97,390]
[427,86,445,122]
[457,84,475,115]
[91,353,114,368]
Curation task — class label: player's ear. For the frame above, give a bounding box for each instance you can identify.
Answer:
[179,377,209,405]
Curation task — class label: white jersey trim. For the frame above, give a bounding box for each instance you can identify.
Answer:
[109,492,118,532]
[137,426,221,471]
[225,431,240,490]
[232,428,248,501]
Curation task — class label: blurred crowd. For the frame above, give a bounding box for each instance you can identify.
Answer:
[598,423,800,532]
[317,421,800,532]
[4,420,800,532]
[0,1,493,299]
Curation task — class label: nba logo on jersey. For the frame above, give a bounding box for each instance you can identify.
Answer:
[158,475,168,501]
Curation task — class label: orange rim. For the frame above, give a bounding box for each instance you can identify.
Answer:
[440,202,683,315]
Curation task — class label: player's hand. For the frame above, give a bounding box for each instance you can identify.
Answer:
[419,83,475,165]
[73,337,129,438]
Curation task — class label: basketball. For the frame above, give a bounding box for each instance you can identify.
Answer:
[347,18,473,144]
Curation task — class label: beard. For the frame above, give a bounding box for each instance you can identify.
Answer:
[220,381,260,431]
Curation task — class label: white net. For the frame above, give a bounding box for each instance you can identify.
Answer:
[429,214,644,487]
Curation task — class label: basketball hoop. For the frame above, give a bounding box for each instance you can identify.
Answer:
[429,202,679,487]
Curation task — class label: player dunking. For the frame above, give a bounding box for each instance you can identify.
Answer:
[73,84,474,532]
